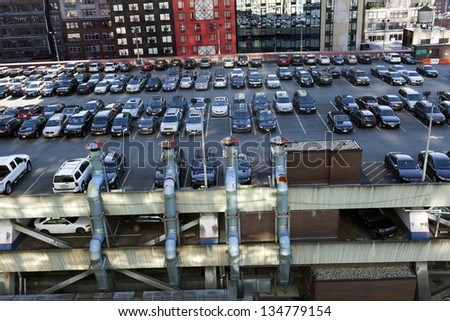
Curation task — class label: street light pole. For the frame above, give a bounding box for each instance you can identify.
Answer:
[49,32,60,62]
[382,19,390,58]
[193,101,208,188]
[422,96,434,182]
[132,27,141,65]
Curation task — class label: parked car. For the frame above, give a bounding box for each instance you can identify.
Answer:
[199,58,212,68]
[84,99,104,115]
[357,54,372,64]
[154,59,169,70]
[349,109,376,128]
[356,96,378,110]
[255,109,277,132]
[34,217,91,235]
[401,54,417,64]
[0,84,12,99]
[210,96,229,117]
[370,65,389,78]
[237,55,249,66]
[119,62,134,72]
[276,67,293,80]
[104,61,119,73]
[384,152,423,183]
[418,151,450,182]
[122,215,163,232]
[103,101,123,115]
[194,76,210,91]
[231,103,252,133]
[264,74,280,89]
[438,100,450,124]
[123,98,144,119]
[347,68,370,86]
[340,209,398,239]
[295,70,314,87]
[293,89,316,114]
[52,158,91,193]
[43,103,65,119]
[327,111,353,133]
[290,55,303,66]
[103,151,125,189]
[64,110,93,137]
[334,94,359,113]
[145,77,162,91]
[77,82,95,94]
[384,53,401,64]
[223,58,235,68]
[126,76,145,93]
[17,114,47,139]
[250,57,263,67]
[184,58,197,69]
[140,62,153,72]
[371,105,401,128]
[89,62,104,73]
[94,80,111,94]
[169,59,183,68]
[137,116,160,135]
[90,110,115,135]
[111,112,133,137]
[313,71,333,85]
[62,105,83,117]
[190,148,219,188]
[303,54,316,65]
[416,64,438,77]
[162,77,178,91]
[0,117,23,137]
[179,76,194,89]
[246,69,262,87]
[273,90,293,113]
[0,154,32,194]
[146,95,166,116]
[414,100,446,125]
[251,92,271,114]
[18,104,44,119]
[344,55,357,64]
[24,81,45,97]
[277,54,290,66]
[42,113,68,138]
[109,80,127,93]
[331,55,345,65]
[399,70,424,85]
[316,55,331,65]
[382,71,406,86]
[324,66,341,79]
[185,108,204,135]
[160,108,183,135]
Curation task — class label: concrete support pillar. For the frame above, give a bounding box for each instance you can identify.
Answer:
[205,267,217,289]
[0,272,14,295]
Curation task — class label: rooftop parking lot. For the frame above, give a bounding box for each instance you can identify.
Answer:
[1,57,450,195]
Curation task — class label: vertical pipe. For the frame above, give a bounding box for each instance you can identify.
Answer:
[86,141,110,291]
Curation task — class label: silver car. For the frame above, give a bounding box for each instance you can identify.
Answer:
[185,109,204,135]
[211,97,229,117]
[273,91,293,113]
[123,98,144,118]
[265,74,281,88]
[400,70,424,85]
[42,113,68,138]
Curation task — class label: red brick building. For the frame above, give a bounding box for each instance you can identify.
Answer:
[172,0,237,57]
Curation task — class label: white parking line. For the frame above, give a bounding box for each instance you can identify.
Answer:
[399,125,406,132]
[205,110,211,137]
[10,138,19,144]
[132,130,138,140]
[83,134,90,142]
[120,169,131,190]
[403,110,429,129]
[316,112,329,128]
[275,118,282,135]
[293,112,307,134]
[329,101,339,111]
[23,171,46,195]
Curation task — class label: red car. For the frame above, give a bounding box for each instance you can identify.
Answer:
[140,62,153,72]
[17,104,44,119]
[277,54,290,66]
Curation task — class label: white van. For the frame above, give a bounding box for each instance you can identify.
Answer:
[398,87,423,111]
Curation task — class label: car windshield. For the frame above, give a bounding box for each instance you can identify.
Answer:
[187,115,202,123]
[93,117,107,124]
[28,83,40,88]
[365,98,377,103]
[259,112,274,121]
[380,109,396,116]
[44,84,54,89]
[139,118,153,125]
[398,160,417,169]
[356,72,366,77]
[300,96,314,103]
[342,97,355,104]
[63,108,76,114]
[267,76,278,80]
[277,97,290,103]
[424,66,434,70]
[85,103,97,111]
[390,72,400,77]
[111,80,122,86]
[334,115,348,122]
[113,118,128,126]
[129,78,140,85]
[69,116,84,124]
[46,119,60,126]
[22,119,36,127]
[234,111,250,118]
[148,100,161,107]
[425,105,438,113]
[163,115,179,123]
[124,102,138,109]
[105,161,117,173]
[44,106,56,112]
[408,72,420,77]
[409,94,423,100]
[60,81,71,86]
[435,159,450,169]
[388,97,401,103]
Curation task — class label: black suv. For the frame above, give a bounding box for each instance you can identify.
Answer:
[231,103,252,133]
[91,110,115,135]
[154,148,186,188]
[0,116,23,137]
[104,151,125,189]
[64,110,93,137]
[56,78,78,96]
[340,209,398,239]
[84,99,105,116]
[154,59,169,70]
[111,112,133,137]
[347,68,370,86]
[237,55,249,66]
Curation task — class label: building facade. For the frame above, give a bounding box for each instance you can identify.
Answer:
[172,0,237,56]
[0,0,62,62]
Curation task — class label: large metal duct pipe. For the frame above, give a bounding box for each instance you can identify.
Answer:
[271,136,291,284]
[221,137,240,281]
[86,141,110,291]
[161,140,180,286]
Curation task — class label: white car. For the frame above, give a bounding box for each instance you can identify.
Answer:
[384,53,401,64]
[185,109,204,135]
[265,74,281,88]
[213,76,228,88]
[317,55,331,65]
[400,70,424,85]
[94,80,111,94]
[223,58,235,68]
[230,68,244,78]
[123,98,144,118]
[160,108,182,135]
[179,76,194,89]
[211,97,229,117]
[24,81,45,97]
[273,91,293,113]
[52,158,91,193]
[104,61,119,73]
[34,217,92,235]
[43,113,68,138]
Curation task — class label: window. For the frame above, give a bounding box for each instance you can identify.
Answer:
[66,22,79,29]
[84,33,100,41]
[189,0,195,8]
[119,49,129,56]
[195,34,202,42]
[225,33,231,41]
[117,38,128,45]
[85,44,100,52]
[180,35,187,42]
[113,4,123,11]
[114,16,125,23]
[164,47,173,54]
[103,44,115,51]
[160,13,170,20]
[129,3,139,11]
[224,0,230,6]
[178,13,185,20]
[148,47,158,55]
[159,2,169,9]
[131,26,141,33]
[68,45,82,53]
[130,15,140,23]
[133,48,143,55]
[162,36,172,43]
[225,44,232,52]
[194,23,201,31]
[224,22,231,29]
[193,46,198,53]
[224,11,231,18]
[180,24,186,31]
[81,9,96,16]
[181,46,187,53]
[143,3,153,10]
[144,14,154,22]
[214,11,219,19]
[67,33,81,41]
[210,22,217,30]
[162,25,171,32]
[146,25,156,33]
[147,36,157,43]
[116,27,126,35]
[82,21,94,28]
[190,12,195,20]
[133,37,142,45]
[178,1,184,9]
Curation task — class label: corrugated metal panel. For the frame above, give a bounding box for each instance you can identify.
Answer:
[1,241,450,272]
[0,184,450,219]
